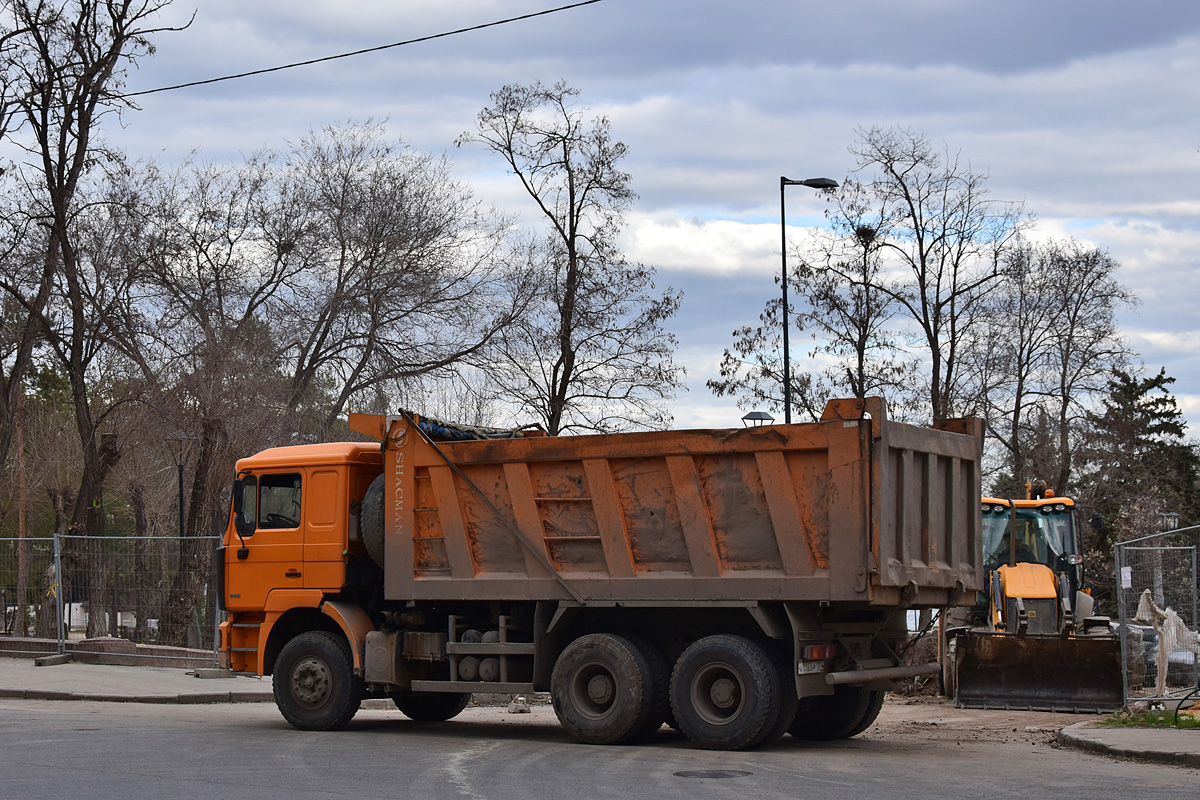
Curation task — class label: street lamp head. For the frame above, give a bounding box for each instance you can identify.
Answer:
[741,411,776,427]
[781,176,839,190]
[166,430,191,465]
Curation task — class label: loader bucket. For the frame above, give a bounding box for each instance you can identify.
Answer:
[953,632,1123,712]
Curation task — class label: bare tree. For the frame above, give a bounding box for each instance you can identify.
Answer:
[268,122,533,435]
[971,238,1133,495]
[460,81,683,434]
[4,0,183,542]
[709,178,915,421]
[849,126,1029,422]
[1041,241,1134,494]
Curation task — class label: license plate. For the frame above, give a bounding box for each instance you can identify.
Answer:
[798,660,825,675]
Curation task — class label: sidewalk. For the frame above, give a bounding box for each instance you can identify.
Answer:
[1057,720,1200,769]
[0,656,273,704]
[1,656,1197,767]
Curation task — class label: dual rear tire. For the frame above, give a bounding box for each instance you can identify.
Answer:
[788,685,886,740]
[551,632,792,751]
[550,633,656,744]
[670,634,785,750]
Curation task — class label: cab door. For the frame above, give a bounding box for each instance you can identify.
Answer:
[225,471,306,610]
[303,467,347,589]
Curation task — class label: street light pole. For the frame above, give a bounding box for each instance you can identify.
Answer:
[167,432,189,540]
[779,176,838,424]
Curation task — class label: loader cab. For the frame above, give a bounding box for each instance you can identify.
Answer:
[980,496,1082,595]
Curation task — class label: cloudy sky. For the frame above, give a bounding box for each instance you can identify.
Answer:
[109,0,1200,431]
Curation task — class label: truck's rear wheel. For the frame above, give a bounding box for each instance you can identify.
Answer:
[670,635,780,751]
[763,647,799,744]
[392,691,471,721]
[551,633,652,745]
[273,631,363,731]
[621,634,672,741]
[788,685,884,740]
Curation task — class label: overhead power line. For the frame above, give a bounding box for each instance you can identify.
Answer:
[124,0,604,98]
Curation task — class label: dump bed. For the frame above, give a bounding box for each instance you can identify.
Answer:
[350,397,983,607]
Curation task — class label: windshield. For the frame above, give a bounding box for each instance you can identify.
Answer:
[981,505,1075,571]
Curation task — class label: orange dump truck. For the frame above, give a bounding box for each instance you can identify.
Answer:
[218,397,983,750]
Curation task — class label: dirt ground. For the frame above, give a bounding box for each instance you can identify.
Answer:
[467,690,1100,747]
[865,694,1101,746]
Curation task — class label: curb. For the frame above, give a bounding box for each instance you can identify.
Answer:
[0,687,274,705]
[1057,723,1200,769]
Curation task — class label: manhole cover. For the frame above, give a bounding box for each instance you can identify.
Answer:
[673,770,752,779]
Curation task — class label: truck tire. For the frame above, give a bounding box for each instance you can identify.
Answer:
[361,474,385,567]
[670,635,780,751]
[844,689,885,737]
[762,647,799,744]
[788,685,884,740]
[273,631,363,731]
[551,633,653,745]
[621,634,672,741]
[392,691,472,722]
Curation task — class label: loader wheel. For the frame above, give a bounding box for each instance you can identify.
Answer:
[788,686,884,740]
[273,631,363,731]
[551,633,653,745]
[670,635,780,751]
[361,475,385,567]
[392,691,471,722]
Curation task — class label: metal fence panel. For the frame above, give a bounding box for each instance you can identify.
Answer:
[0,537,56,656]
[0,534,221,665]
[1115,526,1200,705]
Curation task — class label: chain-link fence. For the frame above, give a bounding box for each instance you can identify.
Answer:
[1115,526,1200,706]
[0,534,220,665]
[0,537,54,652]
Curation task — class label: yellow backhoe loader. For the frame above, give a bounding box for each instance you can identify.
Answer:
[942,482,1123,712]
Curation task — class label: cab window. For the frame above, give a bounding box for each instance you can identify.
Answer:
[258,473,302,529]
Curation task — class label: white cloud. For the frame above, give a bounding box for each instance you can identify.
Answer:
[626,216,827,277]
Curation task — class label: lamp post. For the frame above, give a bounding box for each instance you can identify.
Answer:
[166,432,189,540]
[780,176,838,424]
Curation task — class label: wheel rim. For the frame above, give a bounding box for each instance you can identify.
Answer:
[291,655,332,709]
[690,663,745,726]
[569,660,618,720]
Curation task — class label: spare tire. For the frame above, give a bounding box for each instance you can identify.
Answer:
[361,474,385,567]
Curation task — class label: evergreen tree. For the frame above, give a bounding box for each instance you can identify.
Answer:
[1077,368,1200,552]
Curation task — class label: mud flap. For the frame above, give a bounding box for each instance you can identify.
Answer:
[954,633,1123,712]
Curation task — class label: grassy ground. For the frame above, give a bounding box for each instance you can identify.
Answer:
[1096,707,1200,729]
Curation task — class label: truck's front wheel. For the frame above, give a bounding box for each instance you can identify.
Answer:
[273,631,363,731]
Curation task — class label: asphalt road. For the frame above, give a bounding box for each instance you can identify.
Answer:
[1,699,1196,800]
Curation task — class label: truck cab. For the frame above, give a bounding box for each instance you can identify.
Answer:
[220,442,381,673]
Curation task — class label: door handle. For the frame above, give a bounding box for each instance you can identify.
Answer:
[285,570,301,578]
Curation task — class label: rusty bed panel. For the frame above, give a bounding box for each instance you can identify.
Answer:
[365,398,982,606]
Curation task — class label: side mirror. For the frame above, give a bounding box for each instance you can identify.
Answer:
[232,478,255,539]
